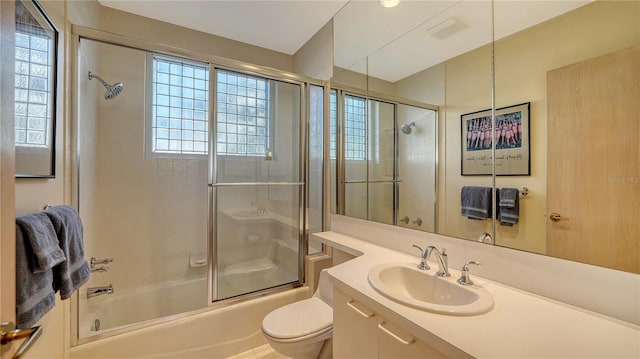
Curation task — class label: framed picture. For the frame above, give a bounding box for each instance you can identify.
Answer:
[461,102,530,176]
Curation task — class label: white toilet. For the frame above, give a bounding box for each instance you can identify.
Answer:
[261,269,333,359]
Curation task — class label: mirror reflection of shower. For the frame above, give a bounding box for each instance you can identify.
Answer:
[400,121,416,134]
[88,71,124,100]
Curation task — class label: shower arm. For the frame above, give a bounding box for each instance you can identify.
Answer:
[88,71,111,88]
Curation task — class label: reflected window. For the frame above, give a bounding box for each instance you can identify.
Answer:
[344,95,366,160]
[151,55,209,155]
[216,69,270,156]
[329,91,366,161]
[14,0,54,148]
[329,89,337,159]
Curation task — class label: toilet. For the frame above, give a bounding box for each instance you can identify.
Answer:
[261,269,333,359]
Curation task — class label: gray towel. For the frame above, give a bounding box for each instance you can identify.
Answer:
[15,212,65,273]
[44,206,91,300]
[498,188,520,226]
[461,186,492,220]
[15,224,56,329]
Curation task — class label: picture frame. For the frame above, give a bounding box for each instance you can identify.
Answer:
[461,102,530,176]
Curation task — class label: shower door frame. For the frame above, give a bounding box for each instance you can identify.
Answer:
[70,25,324,346]
[208,64,308,303]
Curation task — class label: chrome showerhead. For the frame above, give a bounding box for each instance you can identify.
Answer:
[400,121,416,135]
[88,71,124,100]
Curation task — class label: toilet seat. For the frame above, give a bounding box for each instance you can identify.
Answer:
[262,297,332,340]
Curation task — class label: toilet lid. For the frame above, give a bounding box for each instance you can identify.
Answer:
[262,297,333,339]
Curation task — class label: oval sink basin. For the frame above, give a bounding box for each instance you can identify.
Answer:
[368,263,494,316]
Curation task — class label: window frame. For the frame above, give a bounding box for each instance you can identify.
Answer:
[145,53,210,160]
[14,0,58,178]
[145,56,278,160]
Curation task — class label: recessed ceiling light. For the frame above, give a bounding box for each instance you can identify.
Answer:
[380,0,401,8]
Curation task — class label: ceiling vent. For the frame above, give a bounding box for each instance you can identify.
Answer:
[426,18,466,40]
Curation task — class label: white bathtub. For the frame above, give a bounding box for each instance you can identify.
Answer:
[80,238,300,338]
[72,286,311,358]
[79,277,208,338]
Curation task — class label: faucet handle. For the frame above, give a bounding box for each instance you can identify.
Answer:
[457,260,482,286]
[411,245,430,270]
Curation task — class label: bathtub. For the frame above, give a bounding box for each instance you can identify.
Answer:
[80,238,301,338]
[79,277,208,338]
[72,286,311,358]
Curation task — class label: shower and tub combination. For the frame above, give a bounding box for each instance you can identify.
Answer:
[73,36,325,350]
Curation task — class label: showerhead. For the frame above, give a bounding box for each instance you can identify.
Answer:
[400,121,416,135]
[88,71,124,100]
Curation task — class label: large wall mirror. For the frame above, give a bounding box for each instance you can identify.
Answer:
[14,0,57,178]
[331,0,639,274]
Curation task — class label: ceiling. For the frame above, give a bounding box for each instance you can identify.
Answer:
[98,0,348,55]
[335,0,592,82]
[99,0,592,83]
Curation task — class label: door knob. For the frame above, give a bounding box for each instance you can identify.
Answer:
[1,321,42,358]
[549,212,570,222]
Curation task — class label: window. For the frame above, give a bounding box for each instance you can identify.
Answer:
[344,95,366,160]
[151,55,209,155]
[216,69,270,156]
[14,1,54,148]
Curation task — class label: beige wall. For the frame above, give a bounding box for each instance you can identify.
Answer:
[98,4,293,73]
[294,20,333,80]
[0,0,18,357]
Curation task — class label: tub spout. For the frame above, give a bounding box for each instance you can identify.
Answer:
[87,284,114,298]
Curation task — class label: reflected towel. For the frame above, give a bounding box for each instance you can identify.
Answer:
[44,205,91,300]
[461,186,492,220]
[498,188,520,226]
[15,212,65,273]
[15,224,56,329]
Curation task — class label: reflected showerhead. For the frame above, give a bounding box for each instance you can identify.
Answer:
[400,121,416,135]
[88,71,124,100]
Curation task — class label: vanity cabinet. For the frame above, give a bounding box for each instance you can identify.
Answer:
[333,288,447,359]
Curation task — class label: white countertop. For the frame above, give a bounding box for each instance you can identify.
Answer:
[314,231,640,358]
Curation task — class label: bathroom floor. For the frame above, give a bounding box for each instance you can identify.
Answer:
[225,344,290,359]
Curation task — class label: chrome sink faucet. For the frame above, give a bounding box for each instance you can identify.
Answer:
[426,246,451,277]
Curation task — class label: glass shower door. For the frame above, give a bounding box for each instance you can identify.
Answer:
[212,69,303,300]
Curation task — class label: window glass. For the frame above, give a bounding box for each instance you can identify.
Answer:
[216,69,270,156]
[15,1,54,148]
[151,56,209,155]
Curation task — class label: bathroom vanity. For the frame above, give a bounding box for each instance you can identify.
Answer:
[313,231,640,358]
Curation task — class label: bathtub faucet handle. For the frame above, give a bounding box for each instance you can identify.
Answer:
[87,284,114,298]
[91,266,109,273]
[90,257,113,269]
